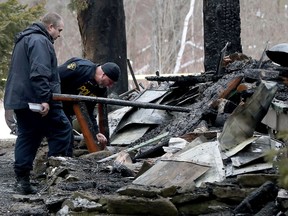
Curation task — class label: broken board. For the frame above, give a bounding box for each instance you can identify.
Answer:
[133,160,210,188]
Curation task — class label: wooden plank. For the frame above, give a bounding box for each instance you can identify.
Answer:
[133,160,210,188]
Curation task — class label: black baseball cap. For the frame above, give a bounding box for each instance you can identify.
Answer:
[101,62,121,82]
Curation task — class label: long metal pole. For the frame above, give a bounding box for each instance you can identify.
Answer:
[53,93,191,113]
[127,59,141,91]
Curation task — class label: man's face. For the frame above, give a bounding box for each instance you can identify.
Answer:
[98,67,115,88]
[47,20,64,41]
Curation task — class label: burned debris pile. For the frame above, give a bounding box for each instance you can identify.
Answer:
[4,49,288,215]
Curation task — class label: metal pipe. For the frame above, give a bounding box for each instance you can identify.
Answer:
[73,103,104,152]
[53,93,191,113]
[127,58,140,91]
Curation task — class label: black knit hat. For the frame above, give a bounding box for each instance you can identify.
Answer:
[101,62,121,82]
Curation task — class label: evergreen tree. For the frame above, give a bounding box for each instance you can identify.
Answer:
[0,0,45,94]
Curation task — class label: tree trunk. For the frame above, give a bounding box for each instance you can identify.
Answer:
[77,0,128,95]
[203,0,242,72]
[77,0,128,140]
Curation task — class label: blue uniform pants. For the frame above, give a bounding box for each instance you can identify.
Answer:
[14,108,72,177]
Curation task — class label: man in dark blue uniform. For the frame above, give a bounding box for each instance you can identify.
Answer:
[58,57,121,156]
[4,12,72,195]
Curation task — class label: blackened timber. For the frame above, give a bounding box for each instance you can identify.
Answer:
[145,74,222,84]
[233,181,278,214]
[53,93,191,113]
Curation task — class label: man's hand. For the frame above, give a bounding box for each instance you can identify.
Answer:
[40,102,50,117]
[96,133,107,146]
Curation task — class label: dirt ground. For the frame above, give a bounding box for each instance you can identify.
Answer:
[0,138,134,215]
[0,139,16,216]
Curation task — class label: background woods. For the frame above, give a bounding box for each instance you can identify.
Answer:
[1,0,288,92]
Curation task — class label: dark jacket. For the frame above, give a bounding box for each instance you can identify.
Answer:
[58,57,107,133]
[4,22,62,110]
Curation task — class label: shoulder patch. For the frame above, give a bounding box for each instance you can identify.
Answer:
[67,62,77,70]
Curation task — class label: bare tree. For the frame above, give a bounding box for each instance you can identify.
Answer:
[77,0,128,95]
[173,0,195,74]
[125,0,204,78]
[40,0,288,81]
[153,0,183,75]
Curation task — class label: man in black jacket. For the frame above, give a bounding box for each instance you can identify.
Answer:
[58,57,121,156]
[4,12,72,195]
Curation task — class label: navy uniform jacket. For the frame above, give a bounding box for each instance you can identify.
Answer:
[58,57,107,133]
[4,23,62,110]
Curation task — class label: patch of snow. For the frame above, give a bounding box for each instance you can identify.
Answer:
[0,102,16,139]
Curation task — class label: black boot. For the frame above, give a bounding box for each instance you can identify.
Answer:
[15,176,37,195]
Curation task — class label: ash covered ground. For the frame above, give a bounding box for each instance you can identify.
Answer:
[0,140,134,215]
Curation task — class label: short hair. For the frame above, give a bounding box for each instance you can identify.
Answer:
[41,12,63,28]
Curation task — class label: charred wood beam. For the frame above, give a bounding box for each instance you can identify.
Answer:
[233,181,278,214]
[145,74,222,84]
[98,90,109,140]
[98,103,109,141]
[134,136,169,160]
[243,68,288,86]
[276,66,288,75]
[97,132,169,163]
[53,93,191,113]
